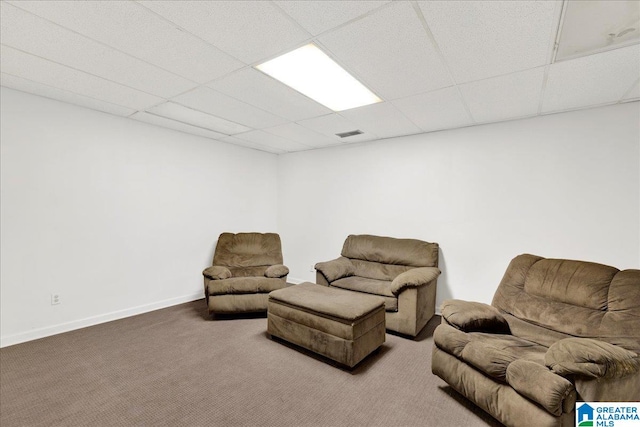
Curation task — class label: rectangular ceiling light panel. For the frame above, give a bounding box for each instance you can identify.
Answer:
[256,44,381,111]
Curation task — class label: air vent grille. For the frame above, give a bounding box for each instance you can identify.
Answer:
[336,130,363,138]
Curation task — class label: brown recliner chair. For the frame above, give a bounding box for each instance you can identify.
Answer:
[315,234,440,337]
[203,232,289,315]
[432,254,640,427]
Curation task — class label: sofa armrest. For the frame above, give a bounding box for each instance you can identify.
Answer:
[440,299,510,333]
[506,360,576,416]
[390,267,440,296]
[314,257,355,282]
[203,266,232,280]
[265,264,289,278]
[545,338,640,379]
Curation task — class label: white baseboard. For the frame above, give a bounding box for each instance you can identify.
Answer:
[0,292,203,348]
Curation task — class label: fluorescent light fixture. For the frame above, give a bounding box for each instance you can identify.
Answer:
[146,102,251,135]
[256,44,382,111]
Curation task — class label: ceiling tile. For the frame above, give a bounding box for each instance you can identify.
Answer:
[233,130,313,153]
[556,0,640,61]
[297,114,378,143]
[459,67,545,123]
[0,45,163,111]
[172,87,288,130]
[1,73,136,117]
[1,2,196,98]
[419,1,560,83]
[623,80,640,101]
[542,44,640,113]
[317,1,451,100]
[339,102,421,139]
[131,111,228,140]
[220,135,285,154]
[7,0,243,83]
[274,0,390,36]
[263,123,339,148]
[208,67,331,121]
[146,102,250,135]
[138,0,311,64]
[392,86,473,133]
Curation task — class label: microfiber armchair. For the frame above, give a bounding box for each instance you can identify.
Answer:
[432,254,640,427]
[203,232,289,315]
[315,234,440,337]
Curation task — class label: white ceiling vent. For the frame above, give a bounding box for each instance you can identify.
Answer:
[336,130,363,138]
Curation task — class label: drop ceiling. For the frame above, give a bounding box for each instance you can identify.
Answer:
[1,0,638,154]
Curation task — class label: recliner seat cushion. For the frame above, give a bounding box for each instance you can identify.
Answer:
[207,277,286,296]
[330,276,398,312]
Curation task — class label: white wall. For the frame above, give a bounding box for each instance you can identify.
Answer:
[278,103,640,307]
[0,89,278,346]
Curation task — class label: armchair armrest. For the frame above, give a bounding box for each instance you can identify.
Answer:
[265,264,289,278]
[440,299,510,333]
[506,360,576,416]
[390,267,440,295]
[545,338,640,379]
[314,257,354,282]
[202,266,232,280]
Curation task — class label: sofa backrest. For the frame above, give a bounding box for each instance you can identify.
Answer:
[341,234,439,281]
[492,254,640,353]
[213,232,283,268]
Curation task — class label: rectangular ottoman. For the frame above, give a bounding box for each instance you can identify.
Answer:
[267,282,385,368]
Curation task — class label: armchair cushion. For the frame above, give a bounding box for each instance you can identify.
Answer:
[203,266,232,280]
[314,257,355,282]
[207,277,287,296]
[441,299,510,333]
[389,267,440,295]
[265,264,289,278]
[545,338,640,379]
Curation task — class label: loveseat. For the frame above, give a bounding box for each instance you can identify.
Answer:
[315,234,440,337]
[203,232,289,314]
[432,254,640,427]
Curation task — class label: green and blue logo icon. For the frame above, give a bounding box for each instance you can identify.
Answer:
[577,403,594,427]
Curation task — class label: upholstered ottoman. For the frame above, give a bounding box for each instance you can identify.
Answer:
[267,282,386,368]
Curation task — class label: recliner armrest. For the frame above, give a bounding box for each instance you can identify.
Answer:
[506,359,576,416]
[314,257,355,282]
[265,264,289,278]
[203,265,232,280]
[545,338,640,379]
[440,299,510,333]
[389,267,440,295]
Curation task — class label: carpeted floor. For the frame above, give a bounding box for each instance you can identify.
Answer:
[0,300,501,427]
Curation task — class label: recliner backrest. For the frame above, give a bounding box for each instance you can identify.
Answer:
[213,232,283,268]
[492,254,640,353]
[341,234,439,281]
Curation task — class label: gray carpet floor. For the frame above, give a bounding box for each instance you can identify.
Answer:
[0,300,501,427]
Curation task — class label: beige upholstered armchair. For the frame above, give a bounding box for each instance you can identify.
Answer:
[432,254,640,427]
[203,232,289,315]
[315,234,440,337]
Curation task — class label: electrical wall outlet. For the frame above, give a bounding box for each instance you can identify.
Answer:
[309,265,315,273]
[51,294,60,305]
